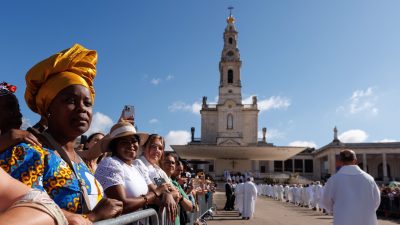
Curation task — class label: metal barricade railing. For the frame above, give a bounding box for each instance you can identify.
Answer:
[159,208,174,225]
[377,195,400,217]
[93,208,159,225]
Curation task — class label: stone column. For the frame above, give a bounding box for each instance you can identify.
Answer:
[383,153,388,182]
[268,160,274,173]
[252,160,259,173]
[313,157,321,180]
[362,153,367,172]
[282,160,285,172]
[328,152,336,176]
[292,159,295,173]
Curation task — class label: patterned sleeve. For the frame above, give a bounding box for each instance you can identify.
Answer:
[0,143,47,191]
[94,157,124,191]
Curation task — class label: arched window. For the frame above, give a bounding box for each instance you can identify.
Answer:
[229,37,233,44]
[228,70,233,84]
[227,113,233,129]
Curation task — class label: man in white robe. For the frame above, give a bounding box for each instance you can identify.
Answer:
[234,179,244,216]
[242,177,257,220]
[321,149,380,225]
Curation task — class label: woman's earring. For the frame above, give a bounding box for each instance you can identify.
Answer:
[47,112,51,119]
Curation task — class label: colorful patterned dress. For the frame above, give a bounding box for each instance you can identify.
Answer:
[0,143,103,213]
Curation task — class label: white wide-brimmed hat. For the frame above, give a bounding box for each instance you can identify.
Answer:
[101,121,149,152]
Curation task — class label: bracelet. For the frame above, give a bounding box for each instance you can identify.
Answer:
[141,194,148,209]
[82,214,89,219]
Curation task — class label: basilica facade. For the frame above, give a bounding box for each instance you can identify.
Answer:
[172,13,400,183]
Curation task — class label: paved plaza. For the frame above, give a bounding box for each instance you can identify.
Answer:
[208,191,400,225]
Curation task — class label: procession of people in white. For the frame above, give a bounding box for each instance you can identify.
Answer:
[256,181,326,212]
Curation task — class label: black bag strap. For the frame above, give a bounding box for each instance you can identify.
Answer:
[32,129,92,213]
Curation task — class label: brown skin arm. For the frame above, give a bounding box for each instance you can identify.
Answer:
[180,196,194,212]
[104,184,158,214]
[76,138,104,161]
[0,207,57,225]
[62,210,92,225]
[87,198,123,222]
[0,129,41,153]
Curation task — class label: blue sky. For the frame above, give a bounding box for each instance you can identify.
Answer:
[1,1,400,149]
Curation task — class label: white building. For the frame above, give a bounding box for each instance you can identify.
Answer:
[172,11,400,183]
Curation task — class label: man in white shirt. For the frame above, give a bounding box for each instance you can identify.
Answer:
[321,149,380,225]
[242,177,257,220]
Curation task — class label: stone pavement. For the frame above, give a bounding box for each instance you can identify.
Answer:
[207,191,400,225]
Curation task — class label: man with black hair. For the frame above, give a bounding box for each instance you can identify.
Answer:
[321,149,380,225]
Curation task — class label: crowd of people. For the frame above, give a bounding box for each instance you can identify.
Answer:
[0,44,215,225]
[257,182,325,212]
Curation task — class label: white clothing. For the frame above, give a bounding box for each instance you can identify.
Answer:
[95,156,151,198]
[234,183,244,214]
[321,165,380,225]
[134,155,171,185]
[242,181,257,218]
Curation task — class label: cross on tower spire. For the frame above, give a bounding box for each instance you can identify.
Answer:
[228,6,234,16]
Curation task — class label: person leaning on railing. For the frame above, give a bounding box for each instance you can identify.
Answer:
[94,121,170,214]
[134,134,180,222]
[161,153,194,225]
[0,44,123,224]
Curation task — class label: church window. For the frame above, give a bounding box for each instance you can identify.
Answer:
[228,70,233,83]
[228,89,232,93]
[227,113,233,129]
[229,37,233,44]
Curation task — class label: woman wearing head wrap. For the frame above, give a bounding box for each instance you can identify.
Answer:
[0,44,123,223]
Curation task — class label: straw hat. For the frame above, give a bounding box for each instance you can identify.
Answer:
[101,121,149,152]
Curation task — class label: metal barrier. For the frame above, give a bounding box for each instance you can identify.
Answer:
[93,208,159,225]
[377,195,400,217]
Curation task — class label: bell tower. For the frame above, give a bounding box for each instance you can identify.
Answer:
[218,7,242,105]
[200,8,259,145]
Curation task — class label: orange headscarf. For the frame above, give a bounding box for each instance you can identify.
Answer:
[25,44,97,117]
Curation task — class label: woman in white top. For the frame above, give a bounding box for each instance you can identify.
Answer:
[95,121,169,213]
[134,134,180,221]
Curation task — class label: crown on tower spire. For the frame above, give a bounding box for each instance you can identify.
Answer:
[227,6,235,24]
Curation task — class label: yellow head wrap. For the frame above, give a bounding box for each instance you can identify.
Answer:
[25,44,97,117]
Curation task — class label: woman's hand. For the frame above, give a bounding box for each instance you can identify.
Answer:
[161,193,177,222]
[88,198,123,221]
[62,210,92,225]
[0,129,41,152]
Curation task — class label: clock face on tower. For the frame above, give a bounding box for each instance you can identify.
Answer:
[227,51,234,57]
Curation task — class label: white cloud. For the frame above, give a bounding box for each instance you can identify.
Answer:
[20,117,32,130]
[376,139,398,143]
[243,95,290,112]
[150,78,162,85]
[168,101,201,115]
[165,130,191,151]
[338,129,368,143]
[338,87,378,115]
[86,112,114,135]
[149,118,159,124]
[288,141,317,148]
[166,75,174,81]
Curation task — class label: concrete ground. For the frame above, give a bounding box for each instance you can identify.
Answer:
[207,191,400,225]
